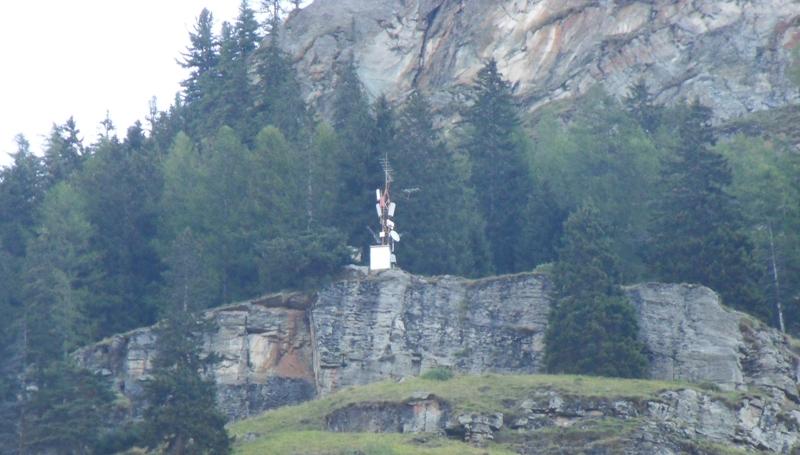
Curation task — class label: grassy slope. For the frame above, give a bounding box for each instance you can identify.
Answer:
[230,374,746,454]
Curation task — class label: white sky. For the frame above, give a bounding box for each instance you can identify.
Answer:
[0,1,308,167]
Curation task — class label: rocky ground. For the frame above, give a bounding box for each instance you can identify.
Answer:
[230,374,800,454]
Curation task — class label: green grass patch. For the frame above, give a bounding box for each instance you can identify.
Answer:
[231,373,730,440]
[421,368,454,381]
[499,418,640,452]
[229,373,771,454]
[234,431,515,455]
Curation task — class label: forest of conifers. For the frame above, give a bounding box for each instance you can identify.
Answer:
[1,2,799,453]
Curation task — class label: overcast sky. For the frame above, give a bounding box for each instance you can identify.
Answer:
[0,1,305,167]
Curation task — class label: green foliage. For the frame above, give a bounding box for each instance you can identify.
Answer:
[43,117,86,186]
[623,79,663,135]
[545,205,647,378]
[462,59,535,274]
[718,135,800,333]
[330,59,384,252]
[79,123,163,338]
[142,230,231,454]
[530,90,661,280]
[393,92,492,277]
[180,8,218,105]
[20,362,113,454]
[648,101,765,317]
[420,367,454,381]
[258,228,351,291]
[251,23,309,142]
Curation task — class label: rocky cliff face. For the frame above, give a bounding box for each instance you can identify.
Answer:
[76,269,800,426]
[282,0,800,121]
[321,388,800,453]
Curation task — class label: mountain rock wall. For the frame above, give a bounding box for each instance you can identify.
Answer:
[76,269,799,422]
[281,0,800,121]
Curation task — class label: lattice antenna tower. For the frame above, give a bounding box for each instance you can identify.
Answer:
[370,154,400,271]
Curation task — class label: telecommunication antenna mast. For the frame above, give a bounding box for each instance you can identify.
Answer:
[369,155,399,271]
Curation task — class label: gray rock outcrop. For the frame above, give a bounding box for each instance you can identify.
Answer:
[311,270,551,394]
[76,269,799,426]
[282,0,800,121]
[76,293,318,421]
[319,389,800,453]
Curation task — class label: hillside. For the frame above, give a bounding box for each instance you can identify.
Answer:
[4,1,800,452]
[230,373,800,454]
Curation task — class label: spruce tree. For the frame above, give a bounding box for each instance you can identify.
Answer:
[0,135,46,258]
[180,9,218,105]
[545,204,647,378]
[330,59,382,252]
[80,123,163,338]
[142,229,231,455]
[251,21,309,142]
[43,117,85,186]
[393,91,491,277]
[648,100,764,316]
[13,189,113,454]
[462,59,534,274]
[624,79,662,135]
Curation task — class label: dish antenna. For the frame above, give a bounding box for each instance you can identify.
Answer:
[370,154,400,271]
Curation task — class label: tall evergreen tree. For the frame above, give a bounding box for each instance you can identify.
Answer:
[193,126,260,302]
[648,100,764,316]
[0,135,46,258]
[624,79,662,135]
[142,230,231,455]
[462,59,534,274]
[13,186,112,454]
[330,59,382,253]
[393,91,491,277]
[545,204,647,378]
[80,123,164,338]
[251,18,309,142]
[180,9,218,104]
[43,117,85,186]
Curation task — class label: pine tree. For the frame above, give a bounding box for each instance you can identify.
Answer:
[648,100,764,316]
[142,230,231,455]
[545,204,647,378]
[393,91,491,277]
[462,59,534,274]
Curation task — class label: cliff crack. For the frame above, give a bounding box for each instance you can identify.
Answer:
[413,3,443,87]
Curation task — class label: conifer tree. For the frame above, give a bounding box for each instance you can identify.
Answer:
[251,14,309,142]
[331,59,382,252]
[198,126,260,302]
[12,186,112,454]
[142,229,231,455]
[393,91,491,277]
[80,123,163,338]
[43,117,85,186]
[0,135,46,258]
[180,9,218,105]
[462,59,534,274]
[624,79,662,135]
[545,204,647,378]
[648,100,764,316]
